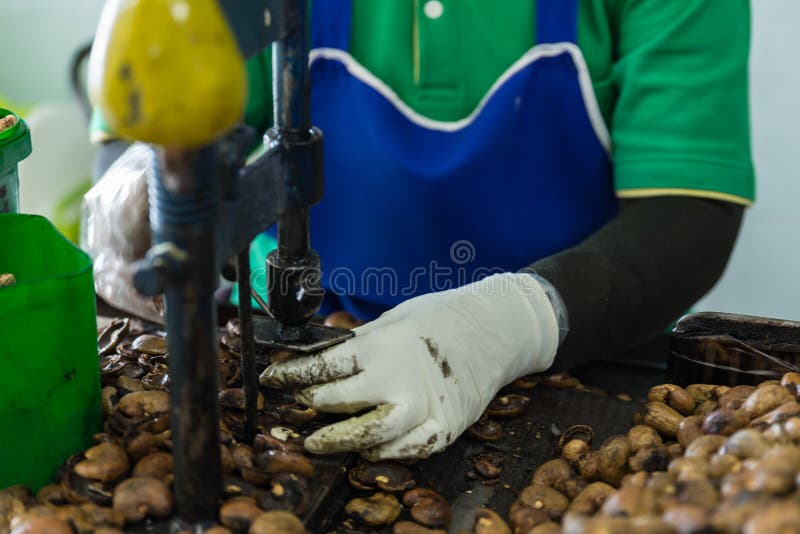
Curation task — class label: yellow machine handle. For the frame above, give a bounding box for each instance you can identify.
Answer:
[88,0,247,148]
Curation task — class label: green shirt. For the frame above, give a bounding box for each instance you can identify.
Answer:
[92,0,755,204]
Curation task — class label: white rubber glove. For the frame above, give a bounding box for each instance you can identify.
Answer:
[80,143,164,323]
[261,273,563,460]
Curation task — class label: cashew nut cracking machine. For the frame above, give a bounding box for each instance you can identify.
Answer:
[92,0,352,527]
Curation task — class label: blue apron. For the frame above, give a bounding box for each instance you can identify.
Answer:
[308,0,617,319]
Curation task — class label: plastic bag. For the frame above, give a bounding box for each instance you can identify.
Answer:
[80,142,164,323]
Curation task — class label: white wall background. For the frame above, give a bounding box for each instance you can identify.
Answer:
[0,0,105,103]
[0,0,797,320]
[695,0,800,321]
[0,1,104,226]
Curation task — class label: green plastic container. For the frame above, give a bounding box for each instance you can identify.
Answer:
[0,214,101,490]
[0,108,32,214]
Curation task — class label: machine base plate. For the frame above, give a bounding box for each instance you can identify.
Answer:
[253,316,354,353]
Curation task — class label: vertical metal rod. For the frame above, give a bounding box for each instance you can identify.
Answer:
[272,0,311,261]
[269,0,316,327]
[237,249,258,444]
[277,206,310,260]
[272,0,310,133]
[163,279,222,522]
[153,147,223,524]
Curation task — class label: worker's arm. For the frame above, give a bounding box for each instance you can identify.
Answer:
[532,0,750,365]
[262,195,742,461]
[528,195,744,368]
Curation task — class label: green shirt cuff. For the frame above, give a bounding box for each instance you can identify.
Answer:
[615,159,755,206]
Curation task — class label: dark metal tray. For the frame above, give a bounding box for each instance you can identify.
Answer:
[312,386,640,533]
[667,312,800,387]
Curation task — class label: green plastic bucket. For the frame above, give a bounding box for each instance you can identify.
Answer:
[0,214,101,490]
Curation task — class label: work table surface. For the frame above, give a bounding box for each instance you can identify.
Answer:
[100,303,664,534]
[307,386,642,533]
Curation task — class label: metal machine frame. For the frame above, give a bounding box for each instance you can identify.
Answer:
[129,0,351,524]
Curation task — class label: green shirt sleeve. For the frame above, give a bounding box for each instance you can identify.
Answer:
[89,50,274,143]
[610,0,755,204]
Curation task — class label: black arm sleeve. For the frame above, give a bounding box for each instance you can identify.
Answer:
[528,196,744,368]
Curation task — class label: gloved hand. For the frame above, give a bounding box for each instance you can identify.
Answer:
[80,142,164,323]
[261,272,564,460]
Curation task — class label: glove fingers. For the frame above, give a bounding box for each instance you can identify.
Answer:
[260,344,360,388]
[303,402,416,454]
[360,418,447,461]
[295,373,373,413]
